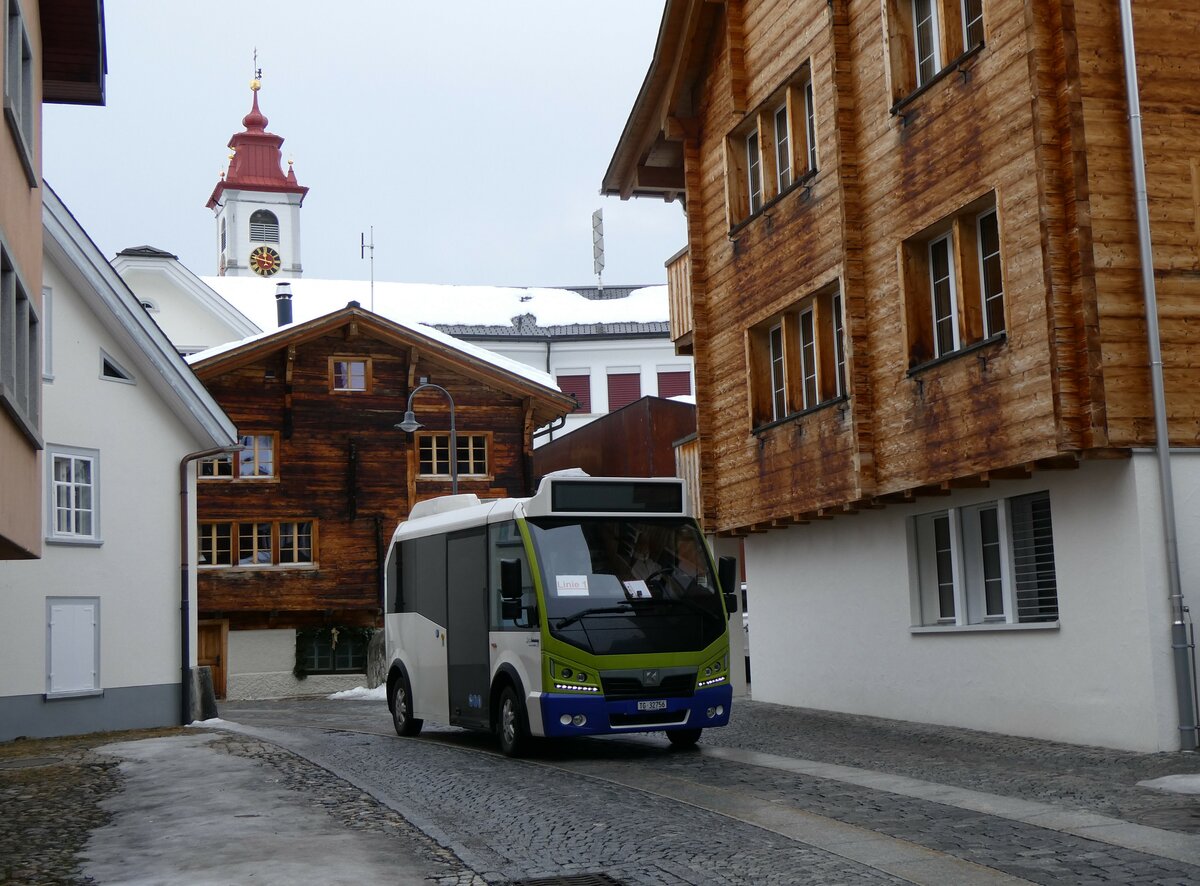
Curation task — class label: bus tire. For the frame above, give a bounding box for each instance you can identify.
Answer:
[496,684,529,757]
[391,674,423,737]
[667,728,702,749]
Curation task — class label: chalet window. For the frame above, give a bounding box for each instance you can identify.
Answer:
[773,104,790,191]
[46,447,100,544]
[301,629,367,674]
[417,432,490,478]
[279,521,314,565]
[330,357,371,392]
[4,0,34,183]
[199,522,233,566]
[725,63,818,226]
[199,519,318,569]
[912,491,1058,628]
[607,371,642,412]
[556,372,591,413]
[1,240,40,442]
[46,597,100,697]
[200,433,278,479]
[656,370,692,399]
[746,131,763,215]
[249,210,280,243]
[901,194,1006,369]
[748,283,847,427]
[885,0,986,104]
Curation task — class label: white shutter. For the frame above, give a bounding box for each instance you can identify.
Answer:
[48,599,98,694]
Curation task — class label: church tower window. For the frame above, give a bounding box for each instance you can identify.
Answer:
[250,210,280,243]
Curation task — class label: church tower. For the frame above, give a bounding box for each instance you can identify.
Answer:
[207,78,308,278]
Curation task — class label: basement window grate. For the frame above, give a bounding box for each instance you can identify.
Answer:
[507,876,628,886]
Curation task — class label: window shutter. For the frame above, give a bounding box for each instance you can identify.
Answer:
[607,373,641,412]
[556,374,591,413]
[657,371,692,399]
[1009,493,1058,622]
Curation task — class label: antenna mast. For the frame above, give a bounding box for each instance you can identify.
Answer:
[360,227,375,311]
[592,209,605,292]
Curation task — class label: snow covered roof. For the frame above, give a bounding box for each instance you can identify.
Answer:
[185,301,560,391]
[200,277,670,335]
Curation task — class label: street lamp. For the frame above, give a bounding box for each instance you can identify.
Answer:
[395,382,457,494]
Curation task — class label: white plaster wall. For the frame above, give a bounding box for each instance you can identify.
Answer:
[119,267,247,352]
[0,262,204,697]
[484,337,693,445]
[226,628,364,700]
[743,456,1194,752]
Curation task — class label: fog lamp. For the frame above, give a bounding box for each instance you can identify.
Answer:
[572,714,587,726]
[560,714,572,726]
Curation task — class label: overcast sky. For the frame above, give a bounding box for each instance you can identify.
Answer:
[43,2,683,288]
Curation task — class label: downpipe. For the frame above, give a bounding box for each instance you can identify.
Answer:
[1118,0,1198,750]
[179,445,241,726]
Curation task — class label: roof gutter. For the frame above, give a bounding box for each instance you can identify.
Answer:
[1118,0,1197,751]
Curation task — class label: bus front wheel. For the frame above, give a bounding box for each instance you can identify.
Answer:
[667,728,702,749]
[391,676,423,737]
[496,685,529,757]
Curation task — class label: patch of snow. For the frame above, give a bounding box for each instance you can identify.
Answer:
[328,685,387,701]
[187,718,229,727]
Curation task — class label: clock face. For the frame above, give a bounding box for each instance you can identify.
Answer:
[250,245,282,277]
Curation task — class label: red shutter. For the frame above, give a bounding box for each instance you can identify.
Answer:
[657,370,692,398]
[607,373,642,412]
[557,374,591,413]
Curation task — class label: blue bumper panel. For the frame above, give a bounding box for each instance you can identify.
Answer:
[540,683,733,738]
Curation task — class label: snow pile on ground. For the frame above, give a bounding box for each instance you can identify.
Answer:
[187,718,229,727]
[327,685,387,701]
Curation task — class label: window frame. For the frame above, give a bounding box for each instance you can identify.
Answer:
[3,0,35,185]
[0,237,41,444]
[910,491,1058,631]
[45,597,101,699]
[886,0,987,110]
[199,519,319,570]
[748,282,848,430]
[416,431,492,480]
[46,445,101,545]
[200,432,279,481]
[724,62,818,229]
[902,193,1007,371]
[329,356,372,393]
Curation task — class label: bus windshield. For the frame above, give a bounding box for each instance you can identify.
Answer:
[526,517,726,655]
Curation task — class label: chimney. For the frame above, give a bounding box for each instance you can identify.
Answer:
[275,282,293,327]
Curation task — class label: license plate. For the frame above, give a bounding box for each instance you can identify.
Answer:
[637,699,667,711]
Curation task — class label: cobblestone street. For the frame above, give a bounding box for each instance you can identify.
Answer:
[5,696,1200,884]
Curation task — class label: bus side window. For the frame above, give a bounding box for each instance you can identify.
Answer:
[385,543,402,613]
[489,521,535,629]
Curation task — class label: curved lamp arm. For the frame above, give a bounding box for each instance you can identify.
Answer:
[395,382,457,494]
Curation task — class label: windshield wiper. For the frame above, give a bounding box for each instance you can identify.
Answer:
[555,601,635,630]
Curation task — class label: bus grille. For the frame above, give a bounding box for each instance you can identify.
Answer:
[601,674,695,700]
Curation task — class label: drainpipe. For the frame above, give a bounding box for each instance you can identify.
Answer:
[1118,0,1198,750]
[179,445,240,726]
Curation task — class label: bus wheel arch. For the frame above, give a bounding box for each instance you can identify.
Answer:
[388,663,423,737]
[491,666,531,757]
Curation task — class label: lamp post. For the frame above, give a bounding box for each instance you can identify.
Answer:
[395,382,457,494]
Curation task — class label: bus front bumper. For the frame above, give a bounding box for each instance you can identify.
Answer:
[539,683,733,738]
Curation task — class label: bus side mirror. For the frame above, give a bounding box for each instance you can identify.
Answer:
[717,556,738,617]
[500,558,523,621]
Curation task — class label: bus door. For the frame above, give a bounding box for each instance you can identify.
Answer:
[446,527,491,729]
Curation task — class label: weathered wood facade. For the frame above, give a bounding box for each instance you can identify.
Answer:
[189,304,573,689]
[605,0,1200,537]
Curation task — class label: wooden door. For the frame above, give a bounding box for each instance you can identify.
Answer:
[197,621,227,699]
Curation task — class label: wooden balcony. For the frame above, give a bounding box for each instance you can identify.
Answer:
[666,246,693,356]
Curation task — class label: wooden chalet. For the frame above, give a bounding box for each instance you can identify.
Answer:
[188,302,574,698]
[603,1,1200,752]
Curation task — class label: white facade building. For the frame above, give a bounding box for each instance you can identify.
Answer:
[0,188,237,741]
[744,456,1198,753]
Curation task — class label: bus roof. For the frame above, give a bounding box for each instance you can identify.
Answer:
[391,473,689,544]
